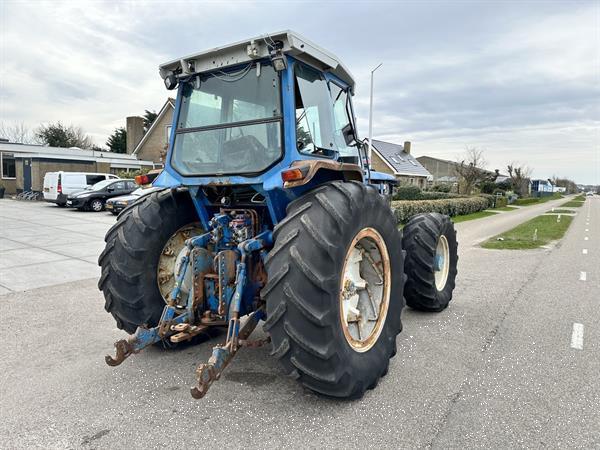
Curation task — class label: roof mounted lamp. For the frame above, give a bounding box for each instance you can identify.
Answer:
[164,72,178,90]
[269,41,287,72]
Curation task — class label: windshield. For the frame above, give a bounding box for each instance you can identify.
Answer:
[171,63,282,176]
[90,180,112,190]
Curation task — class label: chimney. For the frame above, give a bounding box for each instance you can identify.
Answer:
[126,116,145,154]
[403,141,411,154]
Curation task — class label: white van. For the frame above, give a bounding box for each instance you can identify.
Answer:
[43,172,119,206]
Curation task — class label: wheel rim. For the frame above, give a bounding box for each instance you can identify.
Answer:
[434,235,450,291]
[157,223,204,302]
[339,227,391,353]
[92,200,102,211]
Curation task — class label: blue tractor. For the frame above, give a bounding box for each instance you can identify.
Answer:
[99,31,458,399]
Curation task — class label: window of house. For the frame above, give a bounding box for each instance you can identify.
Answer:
[1,153,16,179]
[165,125,172,143]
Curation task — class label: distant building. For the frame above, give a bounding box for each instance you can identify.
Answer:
[0,142,154,195]
[417,155,507,188]
[531,179,554,196]
[368,140,431,188]
[128,98,175,165]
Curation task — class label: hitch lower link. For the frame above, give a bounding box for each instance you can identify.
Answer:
[105,230,272,399]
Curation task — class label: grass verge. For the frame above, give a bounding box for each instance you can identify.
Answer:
[513,193,562,206]
[452,210,499,223]
[546,209,577,214]
[495,206,519,211]
[561,201,584,208]
[481,214,574,249]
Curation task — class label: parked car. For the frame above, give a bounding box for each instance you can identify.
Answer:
[66,179,137,211]
[586,191,594,197]
[43,172,119,207]
[105,186,161,215]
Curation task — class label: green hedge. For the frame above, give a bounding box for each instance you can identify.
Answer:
[514,197,539,205]
[477,194,496,208]
[392,185,422,200]
[393,186,464,201]
[392,197,490,223]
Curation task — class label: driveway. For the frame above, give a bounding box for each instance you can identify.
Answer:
[0,200,111,293]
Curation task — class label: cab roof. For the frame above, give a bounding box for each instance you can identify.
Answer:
[159,30,355,91]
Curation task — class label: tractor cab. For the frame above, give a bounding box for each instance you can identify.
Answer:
[154,31,391,226]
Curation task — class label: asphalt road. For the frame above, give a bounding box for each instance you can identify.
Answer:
[0,196,597,449]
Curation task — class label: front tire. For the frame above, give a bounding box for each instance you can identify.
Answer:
[90,198,104,212]
[98,189,201,333]
[263,181,405,399]
[402,213,458,311]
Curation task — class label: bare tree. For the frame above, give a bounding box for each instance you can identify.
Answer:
[454,147,488,194]
[0,121,40,144]
[507,163,532,196]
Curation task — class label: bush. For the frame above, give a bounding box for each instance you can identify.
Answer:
[392,185,422,200]
[431,184,452,193]
[494,196,508,208]
[420,191,464,200]
[392,197,490,223]
[117,167,151,179]
[477,193,496,208]
[394,186,464,201]
[480,181,497,194]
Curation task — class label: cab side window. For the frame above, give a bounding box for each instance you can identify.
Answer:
[329,83,358,159]
[294,63,337,158]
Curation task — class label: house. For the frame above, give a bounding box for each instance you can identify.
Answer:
[0,141,154,195]
[368,140,431,188]
[416,156,459,186]
[531,179,554,196]
[417,155,506,187]
[128,98,175,165]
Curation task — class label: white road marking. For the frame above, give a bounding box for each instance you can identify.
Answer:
[583,249,588,254]
[571,323,584,350]
[584,236,589,240]
[580,271,587,281]
[585,228,589,232]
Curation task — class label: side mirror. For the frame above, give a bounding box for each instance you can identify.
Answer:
[342,123,356,146]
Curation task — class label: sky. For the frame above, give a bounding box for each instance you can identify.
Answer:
[1,0,599,184]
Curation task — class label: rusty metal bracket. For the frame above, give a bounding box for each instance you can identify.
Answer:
[105,339,136,366]
[190,309,263,399]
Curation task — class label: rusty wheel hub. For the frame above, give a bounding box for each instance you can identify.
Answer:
[339,227,391,353]
[157,223,204,302]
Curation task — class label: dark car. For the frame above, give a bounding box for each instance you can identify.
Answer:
[105,186,160,215]
[66,179,137,212]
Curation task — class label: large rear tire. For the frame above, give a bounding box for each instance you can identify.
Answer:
[98,189,201,333]
[402,213,458,311]
[263,181,405,399]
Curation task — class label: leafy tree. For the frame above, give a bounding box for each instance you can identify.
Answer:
[143,110,158,132]
[480,181,498,194]
[106,127,127,153]
[35,122,93,148]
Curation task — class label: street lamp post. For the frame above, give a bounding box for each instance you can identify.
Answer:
[367,63,383,170]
